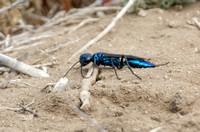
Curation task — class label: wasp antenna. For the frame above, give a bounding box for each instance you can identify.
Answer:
[81,65,90,78]
[155,62,169,67]
[63,61,80,77]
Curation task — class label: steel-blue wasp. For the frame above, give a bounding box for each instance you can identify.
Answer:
[63,52,167,80]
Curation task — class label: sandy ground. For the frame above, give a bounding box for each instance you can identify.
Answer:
[0,2,200,132]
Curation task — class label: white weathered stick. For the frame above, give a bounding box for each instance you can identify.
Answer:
[5,34,10,48]
[0,32,5,39]
[0,33,50,47]
[149,126,162,132]
[80,64,99,109]
[14,34,51,46]
[46,6,122,28]
[68,18,99,34]
[0,67,10,72]
[15,19,34,31]
[193,17,200,29]
[2,41,45,53]
[0,106,21,111]
[9,79,34,87]
[68,0,135,61]
[33,61,56,68]
[0,0,29,14]
[45,39,80,53]
[52,77,68,92]
[68,6,121,15]
[88,0,103,7]
[0,53,49,77]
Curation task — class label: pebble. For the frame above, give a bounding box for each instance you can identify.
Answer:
[168,20,179,28]
[96,11,105,18]
[138,10,147,17]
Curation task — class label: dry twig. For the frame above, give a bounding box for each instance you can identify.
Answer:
[149,126,162,132]
[193,17,200,29]
[0,5,121,54]
[15,34,51,46]
[68,6,121,15]
[18,104,38,117]
[0,106,20,111]
[0,6,117,52]
[0,34,50,47]
[2,41,46,53]
[68,0,135,61]
[0,52,28,89]
[0,98,36,115]
[0,32,5,39]
[0,0,29,14]
[88,0,103,7]
[9,79,35,88]
[80,64,99,110]
[1,99,37,117]
[0,53,49,77]
[47,4,61,18]
[52,77,68,92]
[12,19,34,32]
[5,34,10,48]
[68,18,99,34]
[33,61,56,68]
[0,67,10,72]
[46,6,121,28]
[45,39,81,53]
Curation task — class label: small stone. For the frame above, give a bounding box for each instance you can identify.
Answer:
[96,11,105,18]
[158,16,162,21]
[164,75,169,79]
[168,20,178,28]
[151,116,161,122]
[174,5,183,11]
[180,108,192,115]
[195,47,200,54]
[138,10,147,17]
[102,84,106,88]
[186,20,194,25]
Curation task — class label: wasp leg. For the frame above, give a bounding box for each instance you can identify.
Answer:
[111,58,121,80]
[119,55,124,69]
[124,55,142,80]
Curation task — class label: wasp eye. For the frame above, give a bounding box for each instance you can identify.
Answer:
[86,55,91,61]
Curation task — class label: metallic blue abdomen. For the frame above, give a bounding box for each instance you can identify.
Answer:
[128,60,155,68]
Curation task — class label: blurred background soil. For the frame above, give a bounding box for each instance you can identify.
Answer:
[0,0,200,132]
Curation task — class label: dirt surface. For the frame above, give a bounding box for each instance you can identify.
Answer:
[1,2,200,132]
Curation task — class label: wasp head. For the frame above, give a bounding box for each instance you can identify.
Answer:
[79,53,92,66]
